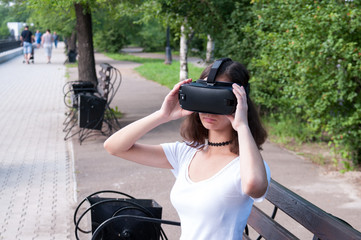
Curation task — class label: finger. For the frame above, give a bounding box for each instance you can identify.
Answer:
[178,78,192,87]
[233,84,246,95]
[233,85,247,102]
[170,78,192,95]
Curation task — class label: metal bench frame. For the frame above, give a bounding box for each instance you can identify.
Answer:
[63,63,122,144]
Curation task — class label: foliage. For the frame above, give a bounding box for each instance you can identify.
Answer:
[92,7,130,53]
[91,2,169,53]
[242,1,361,166]
[137,19,166,52]
[0,3,11,37]
[264,114,319,145]
[215,0,256,65]
[0,1,32,37]
[105,106,122,119]
[28,3,75,37]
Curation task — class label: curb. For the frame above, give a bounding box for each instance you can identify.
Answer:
[0,47,23,64]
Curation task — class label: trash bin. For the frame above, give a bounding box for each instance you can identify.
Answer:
[68,50,77,63]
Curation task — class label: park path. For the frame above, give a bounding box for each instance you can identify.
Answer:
[0,43,75,240]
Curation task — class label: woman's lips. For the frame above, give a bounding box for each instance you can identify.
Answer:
[202,116,216,124]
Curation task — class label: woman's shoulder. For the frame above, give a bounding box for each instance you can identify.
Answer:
[162,141,193,150]
[162,141,202,155]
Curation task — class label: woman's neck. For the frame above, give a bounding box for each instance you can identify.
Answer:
[208,130,233,144]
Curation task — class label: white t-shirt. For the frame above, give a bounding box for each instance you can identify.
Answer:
[161,141,271,240]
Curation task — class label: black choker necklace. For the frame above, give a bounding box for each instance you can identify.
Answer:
[208,140,232,147]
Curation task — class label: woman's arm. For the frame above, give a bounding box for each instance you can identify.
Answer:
[104,79,192,168]
[227,84,268,198]
[104,111,171,168]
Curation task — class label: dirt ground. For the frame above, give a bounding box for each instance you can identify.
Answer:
[271,139,361,199]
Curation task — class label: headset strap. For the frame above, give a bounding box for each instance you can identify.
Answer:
[207,58,232,85]
[206,58,251,96]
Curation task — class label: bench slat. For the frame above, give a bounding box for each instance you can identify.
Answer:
[267,179,361,240]
[248,205,298,240]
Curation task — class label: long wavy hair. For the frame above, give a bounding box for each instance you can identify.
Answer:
[180,59,267,154]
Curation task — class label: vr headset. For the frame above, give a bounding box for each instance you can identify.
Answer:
[178,58,249,115]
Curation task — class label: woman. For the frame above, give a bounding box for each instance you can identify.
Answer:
[104,59,270,239]
[41,29,53,63]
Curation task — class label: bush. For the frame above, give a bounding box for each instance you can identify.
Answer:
[224,1,361,166]
[137,20,167,52]
[93,27,127,53]
[249,1,361,165]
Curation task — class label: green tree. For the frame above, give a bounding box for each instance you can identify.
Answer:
[0,2,11,37]
[246,1,361,166]
[157,0,247,80]
[0,1,32,37]
[25,0,113,84]
[215,0,256,67]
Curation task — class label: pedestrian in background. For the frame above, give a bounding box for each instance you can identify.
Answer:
[35,30,42,48]
[53,31,58,48]
[41,29,53,64]
[20,26,33,64]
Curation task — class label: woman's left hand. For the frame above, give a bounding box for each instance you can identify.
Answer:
[226,84,248,130]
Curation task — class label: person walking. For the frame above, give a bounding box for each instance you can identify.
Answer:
[20,26,33,64]
[41,29,53,64]
[53,31,58,48]
[35,30,42,48]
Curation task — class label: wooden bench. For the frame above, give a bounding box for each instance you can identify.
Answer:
[63,63,122,143]
[243,179,361,240]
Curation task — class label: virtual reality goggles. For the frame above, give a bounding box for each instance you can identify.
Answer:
[178,58,249,115]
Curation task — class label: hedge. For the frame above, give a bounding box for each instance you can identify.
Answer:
[220,1,361,166]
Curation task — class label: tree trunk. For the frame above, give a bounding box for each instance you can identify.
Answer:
[165,26,172,65]
[206,34,215,63]
[179,24,188,81]
[74,2,97,85]
[68,31,77,52]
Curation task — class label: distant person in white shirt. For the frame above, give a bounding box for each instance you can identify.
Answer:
[41,29,53,64]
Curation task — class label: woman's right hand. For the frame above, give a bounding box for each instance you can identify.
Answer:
[104,78,193,169]
[159,78,193,121]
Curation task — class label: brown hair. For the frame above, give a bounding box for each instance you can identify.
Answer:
[180,60,267,154]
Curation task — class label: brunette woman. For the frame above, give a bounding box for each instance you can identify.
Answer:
[104,59,270,239]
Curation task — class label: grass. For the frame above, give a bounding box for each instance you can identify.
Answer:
[104,52,204,89]
[65,62,78,79]
[136,60,203,89]
[105,106,123,119]
[263,114,316,145]
[105,53,158,64]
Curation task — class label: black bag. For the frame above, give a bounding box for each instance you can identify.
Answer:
[74,190,180,240]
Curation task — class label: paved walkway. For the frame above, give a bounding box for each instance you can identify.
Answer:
[0,43,75,240]
[0,44,360,240]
